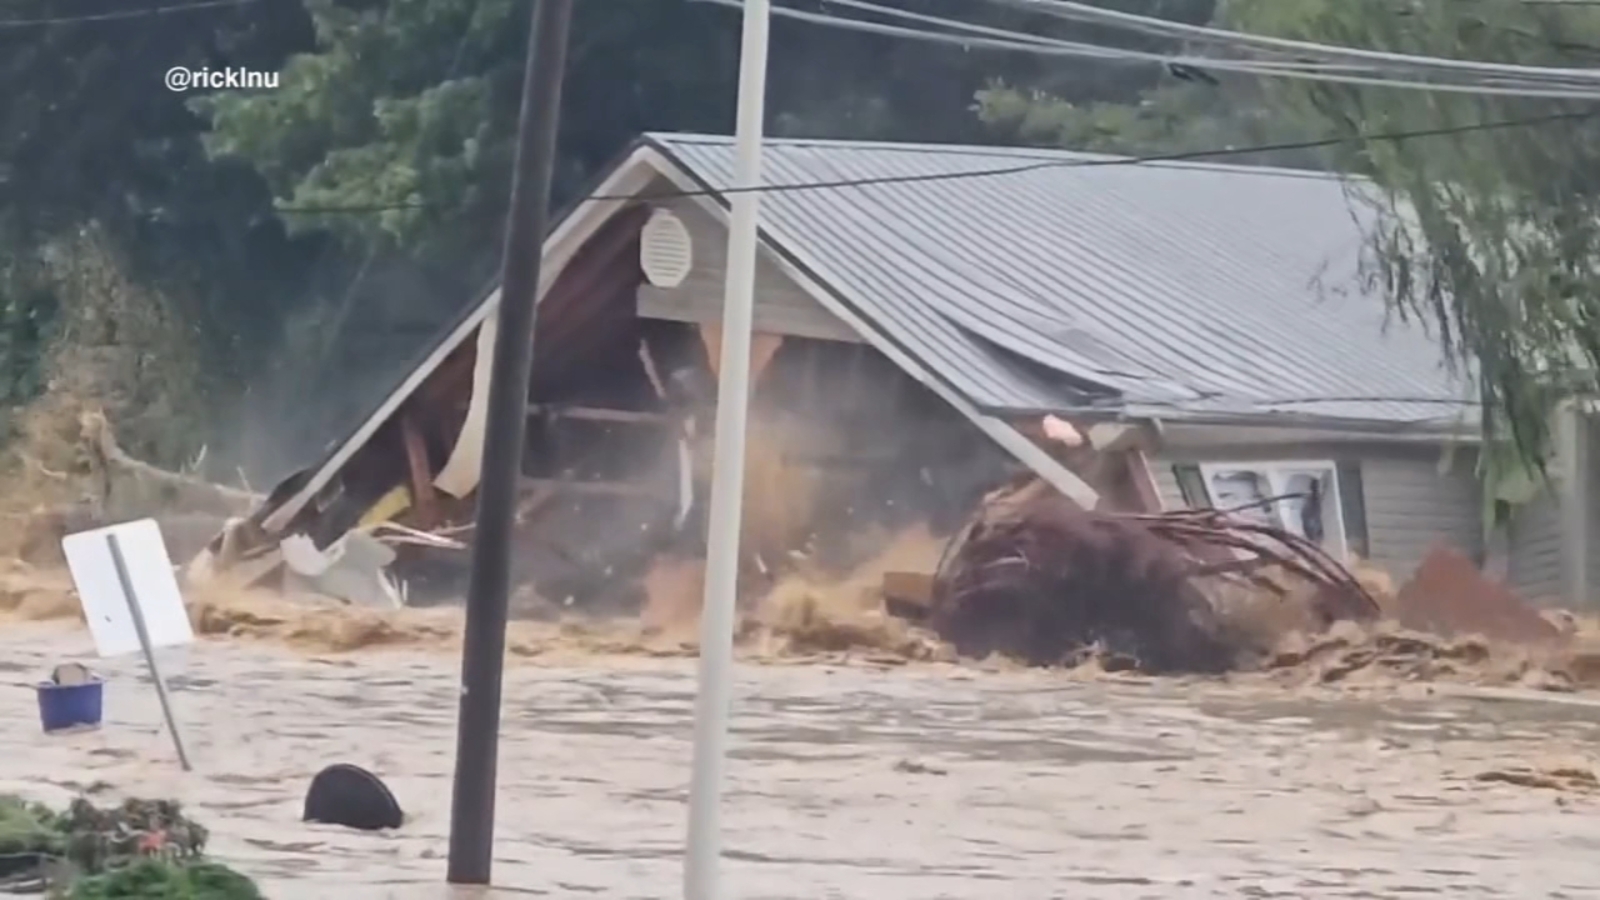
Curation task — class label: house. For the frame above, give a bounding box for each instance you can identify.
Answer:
[197,132,1598,611]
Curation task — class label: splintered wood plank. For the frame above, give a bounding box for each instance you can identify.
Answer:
[401,413,439,528]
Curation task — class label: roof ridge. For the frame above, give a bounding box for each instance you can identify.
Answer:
[644,131,1354,184]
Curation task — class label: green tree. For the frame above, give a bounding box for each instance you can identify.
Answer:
[0,0,320,466]
[974,0,1318,165]
[976,74,1318,167]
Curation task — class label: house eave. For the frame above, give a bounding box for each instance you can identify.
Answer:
[984,398,1477,446]
[1150,416,1478,449]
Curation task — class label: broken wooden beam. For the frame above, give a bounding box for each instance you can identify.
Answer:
[400,413,439,527]
[79,409,259,516]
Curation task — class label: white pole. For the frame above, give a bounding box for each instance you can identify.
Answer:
[106,533,191,771]
[683,0,770,896]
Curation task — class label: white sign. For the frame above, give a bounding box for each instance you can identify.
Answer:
[62,518,194,658]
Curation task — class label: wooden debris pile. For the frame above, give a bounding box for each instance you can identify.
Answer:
[924,479,1382,673]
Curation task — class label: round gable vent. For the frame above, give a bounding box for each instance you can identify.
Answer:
[640,208,693,288]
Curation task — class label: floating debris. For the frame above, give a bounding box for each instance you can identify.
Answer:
[1475,767,1600,793]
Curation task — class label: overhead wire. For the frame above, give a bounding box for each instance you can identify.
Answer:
[813,0,1384,72]
[9,0,1598,99]
[596,109,1598,197]
[972,0,1600,85]
[69,0,1568,214]
[693,0,1600,97]
[0,0,254,28]
[15,0,1592,96]
[272,107,1596,215]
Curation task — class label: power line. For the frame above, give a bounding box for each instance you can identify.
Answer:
[915,0,1600,70]
[0,0,255,28]
[978,0,1600,85]
[704,0,1600,98]
[706,0,1600,98]
[817,0,1381,72]
[613,109,1597,198]
[274,108,1595,215]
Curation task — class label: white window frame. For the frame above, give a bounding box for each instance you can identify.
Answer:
[1197,461,1350,562]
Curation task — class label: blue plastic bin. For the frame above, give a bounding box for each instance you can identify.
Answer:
[36,678,104,733]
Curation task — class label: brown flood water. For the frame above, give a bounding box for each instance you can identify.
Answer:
[4,622,1600,899]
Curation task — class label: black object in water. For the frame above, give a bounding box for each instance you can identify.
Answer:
[302,763,403,831]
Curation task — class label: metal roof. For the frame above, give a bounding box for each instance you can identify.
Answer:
[647,132,1474,430]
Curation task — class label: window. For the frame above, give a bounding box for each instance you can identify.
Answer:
[1190,461,1352,560]
[1172,463,1210,509]
[1335,461,1369,559]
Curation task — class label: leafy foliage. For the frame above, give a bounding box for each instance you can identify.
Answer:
[976,75,1319,167]
[68,859,262,900]
[196,0,529,265]
[0,795,66,879]
[973,0,1320,166]
[0,0,318,468]
[0,795,253,898]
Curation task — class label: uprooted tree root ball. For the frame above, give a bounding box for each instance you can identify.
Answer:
[925,479,1382,674]
[930,503,1233,673]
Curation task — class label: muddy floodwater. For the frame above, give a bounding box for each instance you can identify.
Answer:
[4,623,1600,898]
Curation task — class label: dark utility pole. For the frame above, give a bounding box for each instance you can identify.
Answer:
[446,0,574,885]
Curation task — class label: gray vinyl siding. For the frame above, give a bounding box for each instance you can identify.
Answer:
[1359,449,1482,581]
[1585,417,1600,609]
[1507,490,1564,606]
[637,194,861,343]
[1512,414,1600,610]
[1153,440,1481,583]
